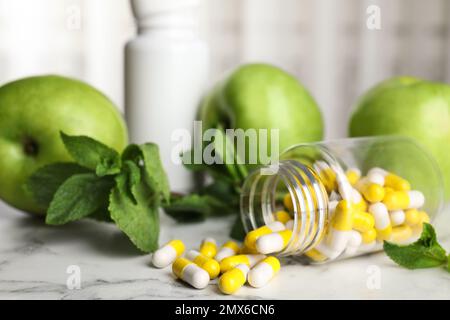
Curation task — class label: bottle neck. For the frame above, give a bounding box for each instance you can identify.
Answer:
[135,9,198,35]
[241,160,331,256]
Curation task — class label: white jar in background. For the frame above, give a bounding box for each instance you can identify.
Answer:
[126,0,209,193]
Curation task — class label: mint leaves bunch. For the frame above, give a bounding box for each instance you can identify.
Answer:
[384,223,450,273]
[26,132,169,253]
[162,126,248,240]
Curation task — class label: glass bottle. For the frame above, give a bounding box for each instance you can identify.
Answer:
[240,136,444,263]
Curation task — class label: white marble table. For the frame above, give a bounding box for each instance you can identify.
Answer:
[0,201,449,300]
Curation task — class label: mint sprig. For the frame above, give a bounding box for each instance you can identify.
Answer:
[25,132,169,253]
[162,126,248,240]
[384,223,450,272]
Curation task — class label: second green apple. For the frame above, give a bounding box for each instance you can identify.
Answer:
[198,63,324,167]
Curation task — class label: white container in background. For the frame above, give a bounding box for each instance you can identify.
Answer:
[125,0,209,193]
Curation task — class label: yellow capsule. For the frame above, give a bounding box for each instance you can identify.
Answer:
[412,211,431,235]
[331,200,353,231]
[275,210,291,224]
[382,191,409,210]
[404,209,420,226]
[346,168,361,186]
[186,250,220,279]
[376,225,392,241]
[384,174,411,191]
[358,182,385,203]
[283,193,294,212]
[215,241,241,261]
[352,196,368,213]
[390,225,413,243]
[304,248,327,262]
[361,228,377,244]
[199,237,217,258]
[352,211,375,233]
[218,264,249,295]
[219,254,265,273]
[244,221,285,250]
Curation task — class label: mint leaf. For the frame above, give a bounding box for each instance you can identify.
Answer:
[60,132,121,176]
[163,194,231,222]
[122,143,170,203]
[46,173,115,225]
[25,162,90,207]
[384,223,448,269]
[109,165,159,253]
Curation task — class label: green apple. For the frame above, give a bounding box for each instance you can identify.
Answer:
[0,75,128,214]
[198,63,323,166]
[349,76,450,198]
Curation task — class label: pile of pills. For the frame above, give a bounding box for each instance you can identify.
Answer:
[151,165,431,294]
[152,237,279,294]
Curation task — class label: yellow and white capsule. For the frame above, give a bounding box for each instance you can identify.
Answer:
[383,190,425,210]
[218,264,249,295]
[172,257,210,289]
[355,179,385,203]
[199,237,217,258]
[389,210,405,226]
[327,200,353,252]
[368,168,410,191]
[152,239,185,268]
[215,241,240,262]
[244,221,285,250]
[412,211,431,235]
[285,219,295,230]
[275,210,291,224]
[346,168,361,186]
[352,210,375,233]
[220,254,266,273]
[389,225,413,244]
[255,229,293,254]
[185,250,220,279]
[368,202,392,241]
[248,256,280,288]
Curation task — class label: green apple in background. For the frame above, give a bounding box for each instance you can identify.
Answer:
[349,76,450,199]
[0,75,128,214]
[198,63,323,166]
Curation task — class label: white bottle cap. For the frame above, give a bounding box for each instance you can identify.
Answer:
[131,0,200,19]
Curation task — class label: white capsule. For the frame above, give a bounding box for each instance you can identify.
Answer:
[367,171,385,186]
[344,231,362,256]
[389,210,406,226]
[369,203,391,230]
[248,256,280,288]
[407,190,425,209]
[152,239,185,268]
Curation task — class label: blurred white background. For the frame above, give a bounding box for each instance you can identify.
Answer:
[0,0,449,138]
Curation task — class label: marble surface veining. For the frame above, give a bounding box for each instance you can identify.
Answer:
[0,201,449,300]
